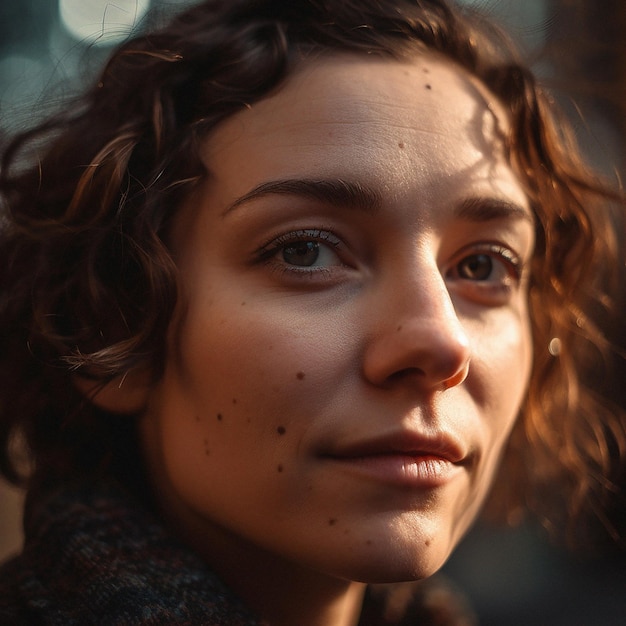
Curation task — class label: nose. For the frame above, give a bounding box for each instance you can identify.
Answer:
[362,263,471,392]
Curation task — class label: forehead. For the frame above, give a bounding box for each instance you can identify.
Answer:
[201,52,526,215]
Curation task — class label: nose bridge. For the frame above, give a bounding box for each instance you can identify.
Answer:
[363,253,471,390]
[400,255,455,324]
[394,257,468,353]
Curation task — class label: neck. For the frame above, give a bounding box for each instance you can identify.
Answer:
[232,562,366,626]
[188,515,366,626]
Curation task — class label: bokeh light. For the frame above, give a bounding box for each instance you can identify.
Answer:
[59,0,151,46]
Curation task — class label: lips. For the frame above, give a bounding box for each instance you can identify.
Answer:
[321,430,467,488]
[324,429,466,463]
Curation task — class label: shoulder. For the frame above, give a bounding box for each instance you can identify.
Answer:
[0,554,42,625]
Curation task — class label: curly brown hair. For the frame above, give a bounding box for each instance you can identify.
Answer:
[0,0,623,543]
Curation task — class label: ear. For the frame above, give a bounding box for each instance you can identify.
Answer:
[73,368,152,414]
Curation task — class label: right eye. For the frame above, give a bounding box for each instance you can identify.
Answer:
[281,240,337,268]
[259,229,344,273]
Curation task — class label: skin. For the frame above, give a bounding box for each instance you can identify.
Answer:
[126,53,535,626]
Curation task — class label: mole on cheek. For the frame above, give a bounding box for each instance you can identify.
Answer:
[277,464,284,473]
[217,413,223,422]
[398,141,405,149]
[277,426,286,435]
[328,518,337,526]
[296,371,305,380]
[425,84,432,90]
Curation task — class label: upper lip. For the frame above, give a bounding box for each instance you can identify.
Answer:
[323,430,466,464]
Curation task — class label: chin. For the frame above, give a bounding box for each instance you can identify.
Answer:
[325,538,455,585]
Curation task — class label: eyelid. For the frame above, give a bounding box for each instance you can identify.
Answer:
[478,243,522,278]
[256,228,342,260]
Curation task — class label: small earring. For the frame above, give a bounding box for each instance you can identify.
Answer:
[548,337,561,357]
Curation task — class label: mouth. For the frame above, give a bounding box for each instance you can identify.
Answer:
[321,430,467,488]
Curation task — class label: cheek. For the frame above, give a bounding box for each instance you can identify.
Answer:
[173,288,355,407]
[472,306,532,414]
[158,294,345,475]
[463,308,532,488]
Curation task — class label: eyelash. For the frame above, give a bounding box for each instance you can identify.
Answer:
[448,243,524,288]
[256,229,345,275]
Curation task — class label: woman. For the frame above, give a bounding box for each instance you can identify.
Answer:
[0,0,623,624]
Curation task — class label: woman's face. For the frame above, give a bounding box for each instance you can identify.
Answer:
[140,53,534,585]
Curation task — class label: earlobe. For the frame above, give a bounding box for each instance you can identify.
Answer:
[73,368,152,414]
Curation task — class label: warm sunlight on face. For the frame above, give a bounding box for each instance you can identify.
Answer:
[140,53,534,591]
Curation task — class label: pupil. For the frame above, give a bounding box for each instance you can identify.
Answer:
[283,241,320,266]
[462,254,492,280]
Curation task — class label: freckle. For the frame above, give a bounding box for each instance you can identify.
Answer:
[425,84,432,90]
[296,371,305,380]
[195,414,201,422]
[398,141,405,149]
[344,529,350,535]
[232,398,237,405]
[277,464,284,472]
[217,413,223,421]
[246,417,252,424]
[366,540,373,545]
[423,67,430,74]
[277,426,286,435]
[328,518,337,526]
[240,301,246,306]
[425,539,431,547]
[396,324,403,332]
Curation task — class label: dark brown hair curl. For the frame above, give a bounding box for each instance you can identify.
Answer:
[0,0,623,543]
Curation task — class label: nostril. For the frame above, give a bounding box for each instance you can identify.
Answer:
[441,358,470,390]
[386,367,427,386]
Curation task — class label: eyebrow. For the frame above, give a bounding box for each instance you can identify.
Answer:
[455,196,534,224]
[222,178,383,215]
[223,177,533,224]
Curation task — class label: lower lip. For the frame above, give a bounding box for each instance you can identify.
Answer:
[327,454,463,488]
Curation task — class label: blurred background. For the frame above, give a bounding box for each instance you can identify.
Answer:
[0,0,625,624]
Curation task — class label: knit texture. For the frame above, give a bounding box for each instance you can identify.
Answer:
[0,480,262,625]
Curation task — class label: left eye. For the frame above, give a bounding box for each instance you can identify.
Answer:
[448,245,521,285]
[456,253,495,281]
